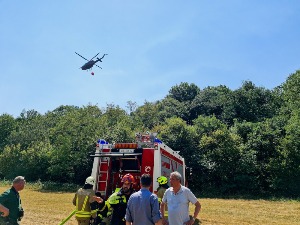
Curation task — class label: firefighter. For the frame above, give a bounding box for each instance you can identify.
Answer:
[107,173,135,225]
[73,176,103,225]
[91,192,110,225]
[156,176,169,218]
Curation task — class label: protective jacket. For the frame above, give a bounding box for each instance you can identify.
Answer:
[157,184,169,216]
[91,199,110,225]
[107,188,133,225]
[73,188,97,220]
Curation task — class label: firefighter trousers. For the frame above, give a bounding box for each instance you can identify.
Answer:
[76,219,90,225]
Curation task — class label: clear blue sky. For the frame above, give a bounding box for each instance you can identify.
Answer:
[1,1,299,117]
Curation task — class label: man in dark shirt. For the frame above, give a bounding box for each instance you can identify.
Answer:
[0,176,26,225]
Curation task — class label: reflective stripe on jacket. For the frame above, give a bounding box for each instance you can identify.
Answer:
[74,188,96,218]
[108,192,127,205]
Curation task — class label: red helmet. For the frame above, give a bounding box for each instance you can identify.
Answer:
[121,174,135,184]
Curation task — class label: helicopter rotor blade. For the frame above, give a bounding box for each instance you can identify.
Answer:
[95,64,102,69]
[75,52,89,61]
[99,53,108,60]
[90,52,100,61]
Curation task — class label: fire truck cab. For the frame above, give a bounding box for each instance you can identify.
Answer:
[90,132,186,199]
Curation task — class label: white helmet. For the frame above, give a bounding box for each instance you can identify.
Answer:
[85,176,95,185]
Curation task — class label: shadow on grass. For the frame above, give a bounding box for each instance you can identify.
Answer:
[1,180,79,193]
[195,190,300,201]
[195,218,201,224]
[23,181,79,193]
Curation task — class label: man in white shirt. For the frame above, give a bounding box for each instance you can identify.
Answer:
[160,171,201,225]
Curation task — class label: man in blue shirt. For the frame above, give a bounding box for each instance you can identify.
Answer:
[125,174,162,225]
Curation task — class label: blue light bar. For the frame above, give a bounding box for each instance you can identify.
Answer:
[97,139,108,144]
[154,138,162,144]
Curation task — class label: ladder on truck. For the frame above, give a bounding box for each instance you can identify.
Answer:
[97,158,110,198]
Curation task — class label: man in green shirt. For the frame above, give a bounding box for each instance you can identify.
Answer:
[0,176,25,225]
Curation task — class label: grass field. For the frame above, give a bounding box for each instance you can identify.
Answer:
[1,186,300,225]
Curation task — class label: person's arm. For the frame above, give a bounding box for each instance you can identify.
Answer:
[193,201,201,220]
[184,201,201,225]
[125,196,133,224]
[0,203,9,217]
[72,193,77,206]
[155,219,163,225]
[160,201,165,218]
[152,196,162,224]
[160,202,168,225]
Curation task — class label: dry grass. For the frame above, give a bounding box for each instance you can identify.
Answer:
[1,186,77,225]
[1,186,300,225]
[193,198,300,225]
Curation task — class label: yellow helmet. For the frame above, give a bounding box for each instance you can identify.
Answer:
[157,176,168,185]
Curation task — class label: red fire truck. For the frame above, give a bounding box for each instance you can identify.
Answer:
[90,132,186,198]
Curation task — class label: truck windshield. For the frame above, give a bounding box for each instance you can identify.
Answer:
[111,157,141,172]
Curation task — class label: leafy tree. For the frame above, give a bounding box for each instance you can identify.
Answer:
[230,120,256,143]
[154,117,200,188]
[282,70,300,110]
[99,104,128,128]
[154,117,198,169]
[243,120,283,194]
[0,114,16,150]
[125,101,138,115]
[47,105,80,117]
[131,101,160,130]
[199,129,242,194]
[0,141,51,181]
[0,144,23,179]
[1,74,300,197]
[101,118,136,144]
[232,81,279,123]
[20,141,52,181]
[168,82,200,102]
[193,115,226,137]
[190,85,235,124]
[275,109,300,196]
[156,117,197,159]
[162,82,201,124]
[8,110,49,149]
[157,97,192,124]
[47,105,103,183]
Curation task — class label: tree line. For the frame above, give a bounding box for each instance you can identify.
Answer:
[1,70,300,197]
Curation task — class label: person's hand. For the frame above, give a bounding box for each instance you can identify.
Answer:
[162,218,168,225]
[0,208,9,217]
[92,196,103,203]
[183,218,195,225]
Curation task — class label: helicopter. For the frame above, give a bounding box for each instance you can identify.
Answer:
[75,52,107,70]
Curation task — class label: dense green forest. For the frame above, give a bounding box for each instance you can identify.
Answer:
[1,70,300,197]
